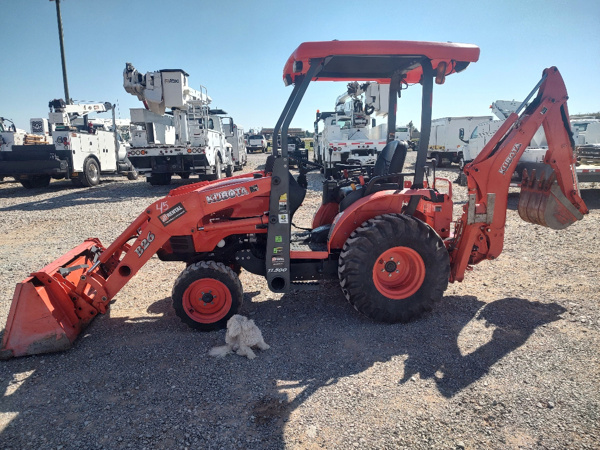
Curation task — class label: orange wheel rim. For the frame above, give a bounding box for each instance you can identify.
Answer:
[182,278,232,323]
[372,247,426,299]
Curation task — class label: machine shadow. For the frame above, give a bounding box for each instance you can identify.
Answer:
[0,288,565,447]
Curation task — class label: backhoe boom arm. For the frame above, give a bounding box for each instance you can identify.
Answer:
[449,67,588,282]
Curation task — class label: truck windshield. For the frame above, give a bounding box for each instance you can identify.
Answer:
[470,127,479,139]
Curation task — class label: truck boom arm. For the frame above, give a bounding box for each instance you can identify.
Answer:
[449,67,588,282]
[123,63,211,116]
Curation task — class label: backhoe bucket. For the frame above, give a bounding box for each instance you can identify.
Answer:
[1,239,106,359]
[518,169,584,230]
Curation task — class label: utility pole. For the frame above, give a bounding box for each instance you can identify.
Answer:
[51,0,70,104]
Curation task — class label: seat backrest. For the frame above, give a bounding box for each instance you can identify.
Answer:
[373,140,408,176]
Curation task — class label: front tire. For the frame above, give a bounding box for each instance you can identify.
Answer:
[172,261,243,331]
[81,158,100,187]
[338,214,449,323]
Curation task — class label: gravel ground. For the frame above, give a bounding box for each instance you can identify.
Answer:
[0,151,598,449]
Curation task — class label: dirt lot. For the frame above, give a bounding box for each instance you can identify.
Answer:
[0,151,598,449]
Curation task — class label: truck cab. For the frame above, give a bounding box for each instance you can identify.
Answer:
[222,117,247,171]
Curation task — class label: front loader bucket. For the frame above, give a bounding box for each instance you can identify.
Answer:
[518,169,584,230]
[1,239,106,359]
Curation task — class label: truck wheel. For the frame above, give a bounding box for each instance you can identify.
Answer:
[172,261,243,331]
[127,168,138,181]
[434,154,446,168]
[20,175,51,189]
[338,214,449,323]
[81,158,100,187]
[149,173,172,185]
[225,163,233,178]
[179,173,190,180]
[458,156,465,170]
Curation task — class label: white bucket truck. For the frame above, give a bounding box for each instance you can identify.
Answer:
[314,82,388,177]
[0,100,136,188]
[123,63,233,185]
[516,118,600,183]
[427,115,494,167]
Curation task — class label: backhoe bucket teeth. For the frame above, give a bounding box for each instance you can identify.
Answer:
[0,239,105,359]
[518,169,584,230]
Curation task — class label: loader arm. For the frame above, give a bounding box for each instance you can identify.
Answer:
[1,173,272,359]
[449,67,588,282]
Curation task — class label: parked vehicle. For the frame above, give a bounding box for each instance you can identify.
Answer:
[572,119,600,165]
[314,82,389,177]
[516,118,600,183]
[427,115,493,167]
[276,134,307,164]
[123,63,233,185]
[222,118,247,171]
[460,101,522,169]
[247,134,267,153]
[0,100,136,188]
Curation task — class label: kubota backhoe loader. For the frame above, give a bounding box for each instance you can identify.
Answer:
[1,41,587,359]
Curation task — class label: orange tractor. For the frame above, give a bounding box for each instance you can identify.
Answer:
[1,41,588,359]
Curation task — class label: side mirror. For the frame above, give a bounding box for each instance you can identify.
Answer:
[459,128,469,144]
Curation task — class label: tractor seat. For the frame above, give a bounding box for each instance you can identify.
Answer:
[338,140,408,211]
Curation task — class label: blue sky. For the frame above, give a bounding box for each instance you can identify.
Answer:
[2,0,599,133]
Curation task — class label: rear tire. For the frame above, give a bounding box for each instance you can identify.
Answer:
[172,261,243,331]
[81,158,100,187]
[338,214,449,323]
[434,154,446,168]
[225,163,233,178]
[20,175,51,189]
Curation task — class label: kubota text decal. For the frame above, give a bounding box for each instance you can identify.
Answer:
[206,186,255,204]
[499,143,521,175]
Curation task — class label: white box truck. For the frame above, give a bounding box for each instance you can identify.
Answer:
[428,115,493,167]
